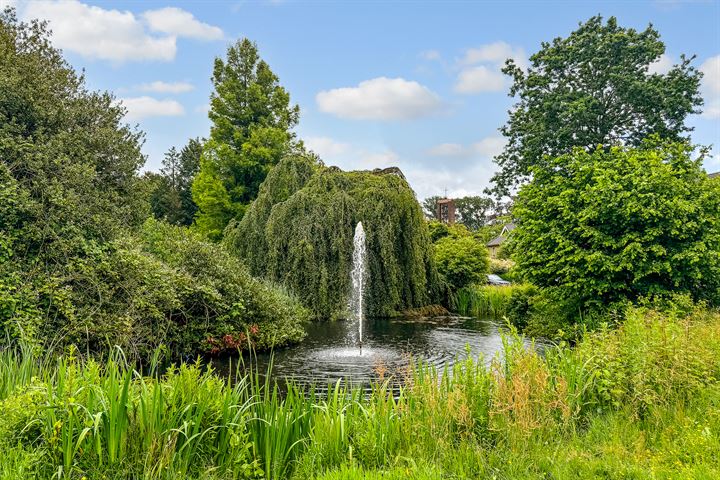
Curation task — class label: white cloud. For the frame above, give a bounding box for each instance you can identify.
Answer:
[472,136,506,157]
[455,42,526,95]
[361,150,398,167]
[700,55,720,119]
[428,143,466,156]
[137,81,194,94]
[460,41,527,69]
[420,49,441,61]
[316,77,442,120]
[305,136,351,157]
[121,96,184,120]
[23,1,176,62]
[142,7,223,41]
[454,66,506,93]
[195,104,211,114]
[20,1,222,63]
[648,53,674,74]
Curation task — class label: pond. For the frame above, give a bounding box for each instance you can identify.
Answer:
[212,316,542,392]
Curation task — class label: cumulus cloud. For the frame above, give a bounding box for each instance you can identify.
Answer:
[460,41,527,69]
[472,136,506,157]
[121,96,184,120]
[648,53,674,74]
[427,136,505,158]
[20,1,222,63]
[455,66,506,93]
[137,81,194,94]
[455,41,526,95]
[700,55,720,119]
[316,77,442,120]
[361,150,399,167]
[427,143,466,156]
[142,7,223,40]
[305,136,351,157]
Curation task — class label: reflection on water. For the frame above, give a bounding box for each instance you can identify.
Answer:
[212,316,539,390]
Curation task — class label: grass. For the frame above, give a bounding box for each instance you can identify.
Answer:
[452,283,532,318]
[1,306,719,479]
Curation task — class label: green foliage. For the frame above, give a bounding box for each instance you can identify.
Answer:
[421,195,442,220]
[2,307,720,479]
[452,284,532,318]
[149,139,203,226]
[193,38,300,240]
[454,196,495,230]
[512,140,720,310]
[434,235,489,291]
[492,15,703,195]
[226,158,441,319]
[0,14,307,358]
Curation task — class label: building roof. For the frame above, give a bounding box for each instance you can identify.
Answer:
[710,172,719,179]
[486,235,506,247]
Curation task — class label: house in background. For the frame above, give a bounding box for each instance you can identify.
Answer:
[710,172,719,180]
[487,223,515,258]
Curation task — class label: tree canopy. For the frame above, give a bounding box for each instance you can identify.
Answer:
[511,139,720,308]
[149,138,202,226]
[225,158,442,319]
[492,15,703,195]
[193,39,300,240]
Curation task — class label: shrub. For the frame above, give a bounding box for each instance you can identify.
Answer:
[434,236,490,291]
[513,139,720,309]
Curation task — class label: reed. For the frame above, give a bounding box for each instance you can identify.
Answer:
[452,284,529,318]
[0,307,718,479]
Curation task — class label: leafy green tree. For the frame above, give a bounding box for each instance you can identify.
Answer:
[149,139,202,225]
[193,38,300,240]
[434,234,490,291]
[422,196,442,220]
[455,196,495,230]
[492,15,703,195]
[512,140,720,308]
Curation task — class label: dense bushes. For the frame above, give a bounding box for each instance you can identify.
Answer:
[226,157,442,319]
[0,11,307,359]
[1,307,719,479]
[512,140,720,309]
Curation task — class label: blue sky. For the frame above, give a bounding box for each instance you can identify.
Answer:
[5,0,720,199]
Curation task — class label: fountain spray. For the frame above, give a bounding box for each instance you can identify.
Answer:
[350,222,367,352]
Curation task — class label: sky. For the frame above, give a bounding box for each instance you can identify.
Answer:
[3,0,720,200]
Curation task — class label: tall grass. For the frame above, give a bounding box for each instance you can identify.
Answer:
[452,283,531,318]
[1,307,719,479]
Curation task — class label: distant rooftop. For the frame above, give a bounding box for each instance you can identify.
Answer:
[710,172,719,179]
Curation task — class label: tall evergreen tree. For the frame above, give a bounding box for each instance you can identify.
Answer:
[150,139,202,226]
[193,38,300,240]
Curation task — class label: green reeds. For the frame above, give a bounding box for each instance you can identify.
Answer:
[452,284,523,318]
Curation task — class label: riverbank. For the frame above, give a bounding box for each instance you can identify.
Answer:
[1,306,719,479]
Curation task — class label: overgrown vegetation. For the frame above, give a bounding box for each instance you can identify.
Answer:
[512,140,720,316]
[0,10,307,359]
[2,307,719,479]
[226,158,442,319]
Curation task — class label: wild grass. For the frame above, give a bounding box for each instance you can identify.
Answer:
[1,307,719,479]
[452,283,531,318]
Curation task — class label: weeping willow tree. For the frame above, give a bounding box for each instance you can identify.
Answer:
[224,155,442,319]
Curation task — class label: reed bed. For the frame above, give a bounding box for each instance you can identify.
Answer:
[1,307,719,479]
[452,283,532,318]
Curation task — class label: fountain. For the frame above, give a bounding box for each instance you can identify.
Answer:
[350,222,367,351]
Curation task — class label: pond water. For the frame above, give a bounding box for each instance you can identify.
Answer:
[212,316,542,391]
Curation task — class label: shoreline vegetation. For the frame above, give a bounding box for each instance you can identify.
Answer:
[2,307,719,479]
